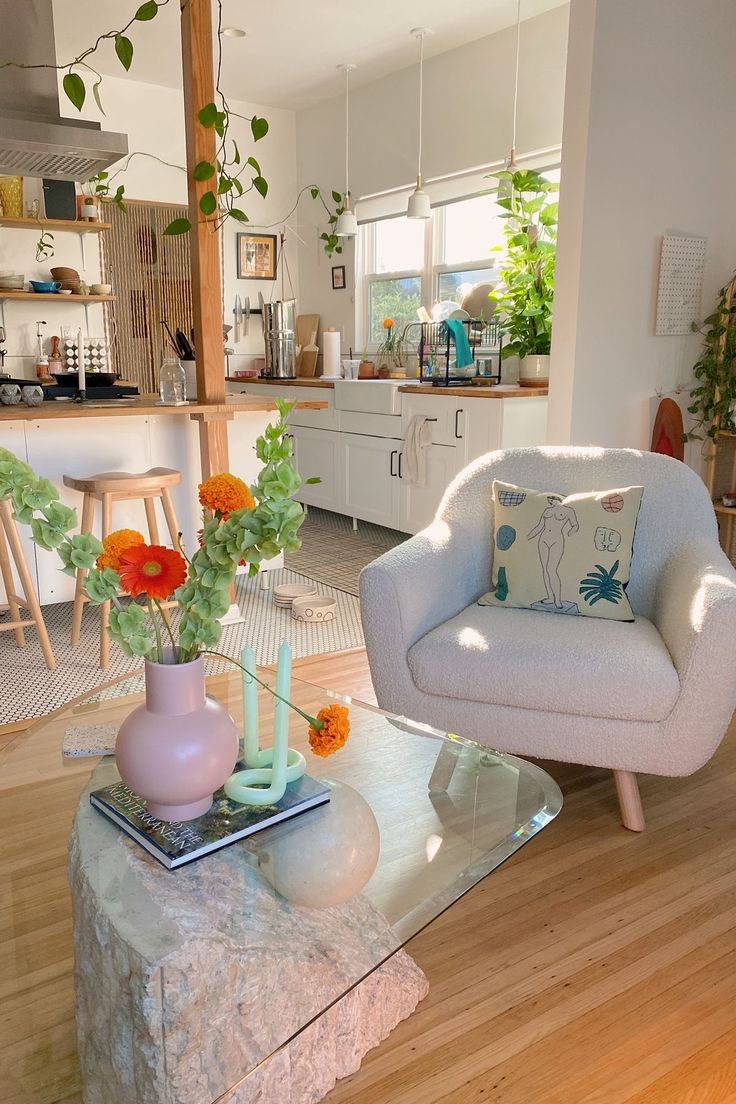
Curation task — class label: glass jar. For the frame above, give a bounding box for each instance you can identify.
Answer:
[159,357,186,405]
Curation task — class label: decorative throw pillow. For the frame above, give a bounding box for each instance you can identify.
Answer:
[479,480,644,622]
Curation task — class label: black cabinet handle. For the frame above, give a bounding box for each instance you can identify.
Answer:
[390,449,397,477]
[454,408,464,439]
[398,452,403,479]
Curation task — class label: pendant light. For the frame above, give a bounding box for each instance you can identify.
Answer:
[407,28,432,219]
[499,0,522,200]
[335,63,358,238]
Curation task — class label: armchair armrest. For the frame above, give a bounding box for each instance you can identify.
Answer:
[360,514,491,713]
[652,539,736,682]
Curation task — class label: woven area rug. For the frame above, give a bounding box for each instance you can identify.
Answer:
[286,507,407,595]
[0,569,364,726]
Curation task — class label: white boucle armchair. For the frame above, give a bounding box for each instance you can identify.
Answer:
[360,446,736,831]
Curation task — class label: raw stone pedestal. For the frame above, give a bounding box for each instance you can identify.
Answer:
[69,764,428,1104]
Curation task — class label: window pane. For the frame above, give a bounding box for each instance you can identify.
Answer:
[442,195,505,265]
[437,267,497,304]
[369,278,422,344]
[373,216,425,273]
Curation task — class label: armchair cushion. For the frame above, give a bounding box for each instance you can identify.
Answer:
[407,603,680,723]
[480,480,643,621]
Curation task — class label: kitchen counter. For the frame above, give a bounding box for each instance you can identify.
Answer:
[226,377,336,389]
[0,393,327,421]
[398,384,548,398]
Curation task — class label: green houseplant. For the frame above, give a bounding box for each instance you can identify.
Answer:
[684,274,736,444]
[490,168,559,386]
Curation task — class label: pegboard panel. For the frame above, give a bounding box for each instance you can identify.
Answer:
[655,233,707,335]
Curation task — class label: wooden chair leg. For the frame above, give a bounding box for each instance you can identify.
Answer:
[613,770,645,832]
[160,488,181,551]
[144,496,161,545]
[70,492,95,646]
[0,501,55,670]
[0,518,25,648]
[99,493,112,669]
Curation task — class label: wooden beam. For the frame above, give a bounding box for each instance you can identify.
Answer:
[180,0,228,477]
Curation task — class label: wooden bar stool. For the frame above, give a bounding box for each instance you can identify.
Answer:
[63,468,182,669]
[0,500,55,670]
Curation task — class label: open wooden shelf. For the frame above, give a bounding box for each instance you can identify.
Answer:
[0,291,115,303]
[0,216,111,233]
[714,502,736,516]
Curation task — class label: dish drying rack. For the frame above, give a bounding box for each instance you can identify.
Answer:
[402,319,504,387]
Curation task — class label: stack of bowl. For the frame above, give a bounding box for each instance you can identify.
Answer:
[272,582,318,610]
[0,273,24,290]
[51,266,80,294]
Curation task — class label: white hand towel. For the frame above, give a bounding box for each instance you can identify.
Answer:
[403,415,433,487]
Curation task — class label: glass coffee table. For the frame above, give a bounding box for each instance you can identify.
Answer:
[0,669,561,1104]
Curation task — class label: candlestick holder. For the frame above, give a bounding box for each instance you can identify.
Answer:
[224,641,306,807]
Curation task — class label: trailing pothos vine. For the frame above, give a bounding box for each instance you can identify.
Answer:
[685,274,736,443]
[3,0,343,257]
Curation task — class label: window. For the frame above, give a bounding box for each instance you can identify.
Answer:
[357,170,560,350]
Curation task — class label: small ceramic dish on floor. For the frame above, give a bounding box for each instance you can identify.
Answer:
[291,595,337,623]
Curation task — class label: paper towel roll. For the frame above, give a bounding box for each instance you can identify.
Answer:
[322,330,341,377]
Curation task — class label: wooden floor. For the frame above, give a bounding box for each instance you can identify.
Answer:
[2,648,736,1103]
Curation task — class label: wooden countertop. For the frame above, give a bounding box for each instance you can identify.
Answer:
[0,394,327,421]
[227,376,336,388]
[398,384,549,398]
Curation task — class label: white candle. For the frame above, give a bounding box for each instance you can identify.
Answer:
[77,328,86,394]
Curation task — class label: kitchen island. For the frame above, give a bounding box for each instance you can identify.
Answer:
[1,394,327,604]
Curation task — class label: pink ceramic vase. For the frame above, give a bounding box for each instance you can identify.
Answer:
[115,655,240,822]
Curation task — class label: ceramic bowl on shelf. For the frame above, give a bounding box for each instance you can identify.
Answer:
[30,280,61,294]
[0,274,24,289]
[50,267,79,281]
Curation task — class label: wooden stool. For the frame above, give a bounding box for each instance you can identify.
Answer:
[63,468,182,669]
[0,500,55,669]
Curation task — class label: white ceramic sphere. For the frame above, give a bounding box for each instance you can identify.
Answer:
[258,780,380,908]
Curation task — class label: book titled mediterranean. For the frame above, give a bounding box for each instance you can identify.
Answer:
[90,768,331,870]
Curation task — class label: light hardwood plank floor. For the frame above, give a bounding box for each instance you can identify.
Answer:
[2,648,736,1103]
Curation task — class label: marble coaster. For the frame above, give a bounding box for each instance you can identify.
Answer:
[63,723,118,758]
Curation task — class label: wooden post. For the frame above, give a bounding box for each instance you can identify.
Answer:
[180,0,229,478]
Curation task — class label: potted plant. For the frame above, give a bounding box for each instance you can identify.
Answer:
[375,318,407,377]
[490,168,559,387]
[684,273,736,444]
[0,399,348,820]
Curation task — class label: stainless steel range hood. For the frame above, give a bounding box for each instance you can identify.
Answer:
[0,0,128,181]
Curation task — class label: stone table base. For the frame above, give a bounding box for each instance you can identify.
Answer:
[70,766,428,1104]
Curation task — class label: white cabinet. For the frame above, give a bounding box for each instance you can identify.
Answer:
[341,434,402,529]
[399,444,460,534]
[291,426,344,511]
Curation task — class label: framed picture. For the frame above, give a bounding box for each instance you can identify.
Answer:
[332,264,346,290]
[237,232,277,280]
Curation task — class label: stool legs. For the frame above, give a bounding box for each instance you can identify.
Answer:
[99,493,113,669]
[144,497,161,545]
[0,501,55,670]
[70,493,95,647]
[160,488,181,550]
[0,521,25,648]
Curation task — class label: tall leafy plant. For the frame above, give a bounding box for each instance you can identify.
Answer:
[684,275,736,442]
[490,169,559,360]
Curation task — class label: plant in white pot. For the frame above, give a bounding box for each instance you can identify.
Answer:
[490,168,559,387]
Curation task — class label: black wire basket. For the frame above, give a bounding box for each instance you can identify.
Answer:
[406,319,504,387]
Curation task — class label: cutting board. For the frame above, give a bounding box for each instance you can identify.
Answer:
[295,314,320,376]
[650,396,685,461]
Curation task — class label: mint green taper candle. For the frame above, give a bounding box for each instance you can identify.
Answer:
[242,643,269,768]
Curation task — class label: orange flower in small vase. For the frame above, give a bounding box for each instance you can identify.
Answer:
[383,318,394,331]
[96,528,145,571]
[118,544,188,601]
[308,704,350,758]
[199,473,255,520]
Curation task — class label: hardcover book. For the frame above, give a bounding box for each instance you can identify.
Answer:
[90,767,331,870]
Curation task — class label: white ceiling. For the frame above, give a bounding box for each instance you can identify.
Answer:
[52,0,568,111]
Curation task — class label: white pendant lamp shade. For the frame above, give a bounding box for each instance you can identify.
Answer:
[407,28,432,219]
[407,177,431,219]
[336,196,358,237]
[336,63,357,239]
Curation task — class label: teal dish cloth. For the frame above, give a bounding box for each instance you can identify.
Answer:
[444,319,474,369]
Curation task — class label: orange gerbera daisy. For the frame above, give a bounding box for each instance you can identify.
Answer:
[96,528,145,571]
[308,704,350,758]
[118,544,187,601]
[198,473,255,519]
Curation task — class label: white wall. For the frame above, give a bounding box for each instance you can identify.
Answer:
[0,74,297,378]
[294,5,570,356]
[547,0,736,458]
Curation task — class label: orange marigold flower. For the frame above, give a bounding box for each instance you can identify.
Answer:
[96,528,145,572]
[383,318,394,330]
[198,473,255,519]
[118,544,188,601]
[308,704,350,758]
